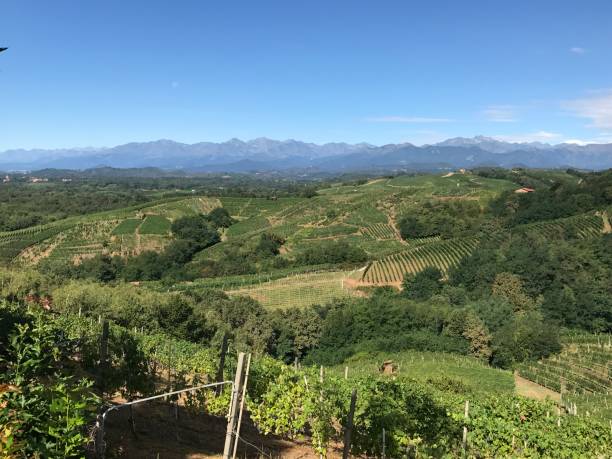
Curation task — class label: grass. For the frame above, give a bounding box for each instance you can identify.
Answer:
[145,197,222,219]
[227,269,363,309]
[328,350,515,395]
[225,216,270,238]
[139,215,172,235]
[111,218,142,235]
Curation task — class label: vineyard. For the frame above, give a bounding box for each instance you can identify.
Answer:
[517,334,612,422]
[329,349,515,395]
[0,222,74,264]
[3,305,608,458]
[362,237,479,284]
[520,213,605,239]
[225,215,271,238]
[362,223,397,240]
[138,215,172,235]
[111,218,142,235]
[227,269,363,309]
[144,196,222,219]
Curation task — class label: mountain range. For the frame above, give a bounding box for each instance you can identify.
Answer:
[1,136,611,173]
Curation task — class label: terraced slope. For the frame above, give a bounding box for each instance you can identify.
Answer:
[517,335,612,421]
[0,222,75,264]
[520,213,604,239]
[362,237,479,285]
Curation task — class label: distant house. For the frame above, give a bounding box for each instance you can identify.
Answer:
[514,187,535,194]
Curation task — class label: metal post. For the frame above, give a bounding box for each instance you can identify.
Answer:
[223,353,246,459]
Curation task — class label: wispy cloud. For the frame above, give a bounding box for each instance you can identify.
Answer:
[482,105,517,122]
[366,116,454,123]
[171,81,180,89]
[562,90,612,129]
[569,47,586,54]
[494,131,562,143]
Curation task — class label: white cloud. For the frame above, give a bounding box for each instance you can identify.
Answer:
[483,105,516,122]
[563,90,612,129]
[570,47,586,54]
[562,139,589,145]
[171,81,180,89]
[494,131,563,143]
[366,116,453,123]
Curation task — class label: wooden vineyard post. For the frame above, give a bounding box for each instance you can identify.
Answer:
[462,400,470,454]
[97,320,109,388]
[129,404,137,437]
[216,333,229,396]
[342,388,358,459]
[382,427,386,459]
[345,366,349,379]
[223,352,246,459]
[232,353,252,459]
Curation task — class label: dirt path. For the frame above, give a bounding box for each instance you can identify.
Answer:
[514,373,560,402]
[600,211,612,234]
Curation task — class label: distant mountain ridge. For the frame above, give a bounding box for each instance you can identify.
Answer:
[1,136,611,172]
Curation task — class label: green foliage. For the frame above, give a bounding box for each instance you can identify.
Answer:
[490,169,612,226]
[205,207,235,228]
[296,240,367,265]
[0,304,99,457]
[139,214,172,234]
[0,182,148,232]
[111,218,142,235]
[171,215,219,243]
[451,233,612,333]
[402,266,443,300]
[399,200,484,240]
[465,395,611,458]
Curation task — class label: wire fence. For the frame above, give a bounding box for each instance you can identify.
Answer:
[94,380,232,459]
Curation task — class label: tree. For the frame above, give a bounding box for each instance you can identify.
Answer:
[491,310,561,367]
[255,233,285,258]
[491,272,540,313]
[403,267,443,300]
[171,216,220,246]
[398,215,430,240]
[206,207,234,229]
[444,309,492,361]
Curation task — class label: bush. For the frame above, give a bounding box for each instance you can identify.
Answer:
[297,240,367,265]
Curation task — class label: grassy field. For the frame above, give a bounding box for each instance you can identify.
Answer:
[111,218,142,235]
[328,350,515,395]
[227,269,364,309]
[139,215,172,235]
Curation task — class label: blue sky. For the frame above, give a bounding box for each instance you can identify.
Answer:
[1,0,612,150]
